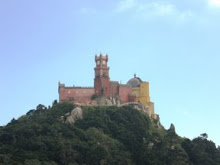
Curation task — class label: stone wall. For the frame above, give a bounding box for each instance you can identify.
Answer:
[59,85,95,104]
[110,81,119,97]
[119,85,132,103]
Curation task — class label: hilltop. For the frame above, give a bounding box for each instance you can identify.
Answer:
[0,103,220,165]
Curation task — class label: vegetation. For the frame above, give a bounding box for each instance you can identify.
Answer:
[0,103,220,165]
[90,94,98,100]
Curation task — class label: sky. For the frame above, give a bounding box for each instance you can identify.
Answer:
[0,0,220,146]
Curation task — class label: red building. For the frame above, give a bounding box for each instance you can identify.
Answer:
[58,53,135,105]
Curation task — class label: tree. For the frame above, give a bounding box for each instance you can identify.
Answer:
[52,100,58,106]
[200,133,208,140]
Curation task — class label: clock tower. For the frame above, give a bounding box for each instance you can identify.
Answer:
[94,53,110,97]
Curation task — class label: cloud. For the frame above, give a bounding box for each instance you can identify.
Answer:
[116,0,194,21]
[137,2,176,16]
[208,0,220,8]
[116,0,136,12]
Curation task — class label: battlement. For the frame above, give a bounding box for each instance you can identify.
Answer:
[64,86,94,89]
[58,82,93,89]
[58,82,65,87]
[95,53,108,62]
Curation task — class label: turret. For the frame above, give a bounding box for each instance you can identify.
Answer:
[94,53,110,97]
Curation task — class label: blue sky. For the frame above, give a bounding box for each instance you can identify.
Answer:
[0,0,220,145]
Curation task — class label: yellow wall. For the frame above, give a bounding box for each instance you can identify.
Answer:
[131,82,150,105]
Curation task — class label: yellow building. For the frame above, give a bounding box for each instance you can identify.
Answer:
[127,74,155,118]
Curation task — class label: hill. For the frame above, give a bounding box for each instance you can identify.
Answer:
[0,103,220,165]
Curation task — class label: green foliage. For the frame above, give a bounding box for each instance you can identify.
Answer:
[90,94,98,100]
[182,136,220,165]
[0,103,220,165]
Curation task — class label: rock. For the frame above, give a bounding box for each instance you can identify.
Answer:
[97,96,106,105]
[169,123,176,133]
[106,98,113,105]
[156,120,162,128]
[65,107,83,124]
[170,123,175,130]
[112,98,116,105]
[116,97,121,106]
[148,142,154,149]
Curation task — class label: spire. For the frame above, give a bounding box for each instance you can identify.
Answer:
[134,73,136,78]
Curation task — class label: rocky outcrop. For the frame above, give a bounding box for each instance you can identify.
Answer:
[65,107,83,124]
[105,96,121,106]
[168,123,176,133]
[97,96,121,106]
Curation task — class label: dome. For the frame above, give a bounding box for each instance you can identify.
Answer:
[126,74,142,88]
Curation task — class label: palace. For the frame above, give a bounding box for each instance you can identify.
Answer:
[59,53,157,118]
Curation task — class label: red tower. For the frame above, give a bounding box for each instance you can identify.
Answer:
[94,53,110,97]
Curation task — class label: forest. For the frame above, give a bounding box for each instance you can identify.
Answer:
[0,102,220,165]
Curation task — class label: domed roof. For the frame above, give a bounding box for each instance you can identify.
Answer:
[126,74,142,88]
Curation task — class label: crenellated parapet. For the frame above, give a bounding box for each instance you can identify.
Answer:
[64,86,94,89]
[95,53,108,62]
[58,81,65,87]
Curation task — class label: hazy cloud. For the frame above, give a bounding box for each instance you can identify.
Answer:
[116,0,136,12]
[208,0,220,8]
[116,0,194,21]
[137,2,193,19]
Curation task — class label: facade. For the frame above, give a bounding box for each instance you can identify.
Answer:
[58,53,155,116]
